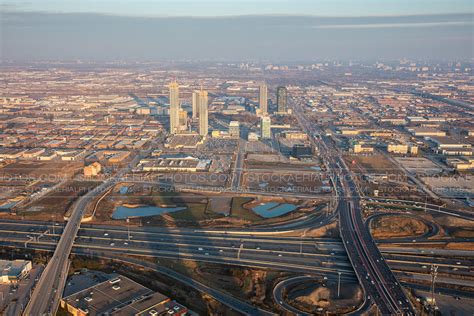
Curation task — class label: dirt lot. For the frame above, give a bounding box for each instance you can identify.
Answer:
[344,154,402,175]
[369,215,429,238]
[15,180,99,219]
[287,280,362,314]
[242,170,329,194]
[431,214,474,239]
[0,160,81,180]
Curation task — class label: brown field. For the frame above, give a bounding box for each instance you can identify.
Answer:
[242,170,328,194]
[287,280,362,314]
[17,180,99,218]
[370,215,429,238]
[344,154,402,175]
[0,160,82,179]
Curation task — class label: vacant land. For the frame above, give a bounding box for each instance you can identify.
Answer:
[0,160,81,180]
[17,181,99,218]
[345,154,401,175]
[287,280,362,314]
[370,215,429,238]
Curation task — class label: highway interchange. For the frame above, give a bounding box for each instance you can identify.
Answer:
[0,198,472,315]
[4,102,474,315]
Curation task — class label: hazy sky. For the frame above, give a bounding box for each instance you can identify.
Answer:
[1,1,473,62]
[2,0,473,17]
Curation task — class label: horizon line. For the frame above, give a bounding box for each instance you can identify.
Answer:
[3,9,473,19]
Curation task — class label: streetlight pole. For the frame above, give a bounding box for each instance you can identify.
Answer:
[300,229,307,255]
[337,271,342,298]
[237,243,244,260]
[430,264,438,309]
[126,217,130,241]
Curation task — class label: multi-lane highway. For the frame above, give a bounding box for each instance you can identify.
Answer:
[290,97,415,314]
[0,219,471,286]
[23,181,114,315]
[0,215,471,315]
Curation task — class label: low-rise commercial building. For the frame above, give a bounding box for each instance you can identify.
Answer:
[141,155,211,172]
[84,162,102,176]
[446,157,474,171]
[353,143,374,154]
[0,260,32,283]
[409,127,446,137]
[61,275,188,316]
[229,121,240,138]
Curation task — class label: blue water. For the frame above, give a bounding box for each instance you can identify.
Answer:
[119,186,129,194]
[252,202,297,218]
[112,206,186,219]
[0,202,16,209]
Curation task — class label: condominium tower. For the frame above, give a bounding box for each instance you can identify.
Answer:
[261,116,271,139]
[198,89,208,136]
[192,91,199,119]
[276,86,288,113]
[259,82,268,115]
[169,81,180,134]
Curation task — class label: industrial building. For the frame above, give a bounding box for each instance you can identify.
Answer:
[61,275,188,316]
[0,260,32,283]
[141,155,211,172]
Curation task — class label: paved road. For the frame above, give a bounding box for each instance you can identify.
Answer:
[230,138,246,191]
[23,182,111,315]
[24,152,144,315]
[291,98,415,315]
[0,221,471,273]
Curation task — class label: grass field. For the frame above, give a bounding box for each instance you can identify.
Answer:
[230,197,261,222]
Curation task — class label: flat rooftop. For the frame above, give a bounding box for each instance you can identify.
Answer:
[62,275,158,315]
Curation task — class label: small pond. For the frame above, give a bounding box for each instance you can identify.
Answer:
[252,202,298,218]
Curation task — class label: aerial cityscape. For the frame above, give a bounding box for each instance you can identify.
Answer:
[0,1,473,315]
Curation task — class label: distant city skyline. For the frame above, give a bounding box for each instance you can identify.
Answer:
[2,0,473,17]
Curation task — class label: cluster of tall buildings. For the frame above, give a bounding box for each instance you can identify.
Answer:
[168,80,288,141]
[258,83,288,115]
[169,81,209,137]
[258,83,288,139]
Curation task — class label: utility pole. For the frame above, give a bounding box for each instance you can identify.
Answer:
[300,229,307,255]
[424,194,428,213]
[237,243,244,260]
[337,271,342,298]
[430,264,438,311]
[126,217,130,241]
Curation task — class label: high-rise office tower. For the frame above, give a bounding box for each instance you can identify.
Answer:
[198,89,208,136]
[169,80,180,134]
[192,91,200,119]
[261,116,271,139]
[259,82,268,115]
[276,86,288,113]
